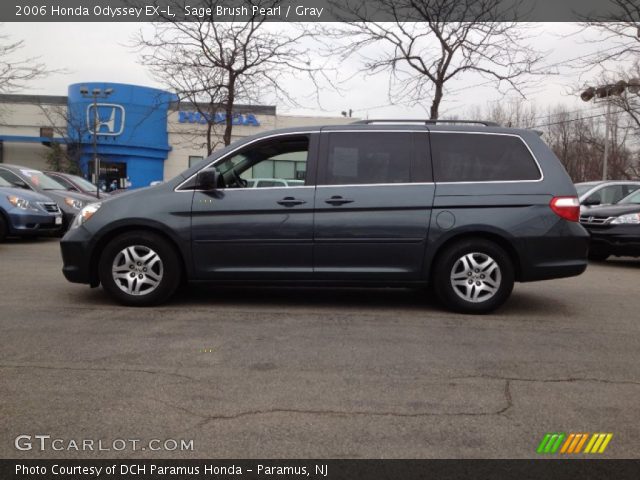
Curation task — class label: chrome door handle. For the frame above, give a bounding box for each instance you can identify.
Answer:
[325,196,354,206]
[277,197,306,206]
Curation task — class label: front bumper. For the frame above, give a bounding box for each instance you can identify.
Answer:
[8,210,63,236]
[60,226,96,285]
[583,224,640,257]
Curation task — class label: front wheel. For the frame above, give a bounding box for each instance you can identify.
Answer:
[98,231,181,306]
[588,252,609,262]
[433,239,515,314]
[0,215,7,242]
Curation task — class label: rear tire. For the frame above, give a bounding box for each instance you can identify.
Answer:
[98,230,181,306]
[433,238,515,314]
[588,252,609,262]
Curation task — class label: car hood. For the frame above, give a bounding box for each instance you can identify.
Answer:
[0,186,57,203]
[582,204,640,217]
[38,189,97,203]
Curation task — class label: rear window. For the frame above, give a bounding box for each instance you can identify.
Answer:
[431,133,541,182]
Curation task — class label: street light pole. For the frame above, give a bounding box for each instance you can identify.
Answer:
[79,86,114,200]
[602,98,611,181]
[91,93,100,198]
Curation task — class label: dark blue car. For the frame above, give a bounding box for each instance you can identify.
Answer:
[0,175,63,242]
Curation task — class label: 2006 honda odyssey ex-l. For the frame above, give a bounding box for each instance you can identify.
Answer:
[60,120,589,313]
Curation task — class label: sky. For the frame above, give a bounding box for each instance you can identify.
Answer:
[2,22,633,123]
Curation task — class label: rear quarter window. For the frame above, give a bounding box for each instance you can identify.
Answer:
[431,133,541,182]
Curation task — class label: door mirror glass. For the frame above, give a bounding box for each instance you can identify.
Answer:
[197,168,220,191]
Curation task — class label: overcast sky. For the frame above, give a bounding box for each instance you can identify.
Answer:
[2,22,633,124]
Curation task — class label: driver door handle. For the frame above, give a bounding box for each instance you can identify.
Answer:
[277,196,306,207]
[325,195,354,206]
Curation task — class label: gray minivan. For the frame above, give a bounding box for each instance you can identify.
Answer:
[60,120,589,313]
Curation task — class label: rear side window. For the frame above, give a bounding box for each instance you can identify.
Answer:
[431,133,541,182]
[322,132,414,185]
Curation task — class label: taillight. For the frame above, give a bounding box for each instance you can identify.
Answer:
[550,196,580,222]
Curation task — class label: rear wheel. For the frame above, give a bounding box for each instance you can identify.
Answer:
[588,252,609,262]
[433,239,515,314]
[98,231,181,306]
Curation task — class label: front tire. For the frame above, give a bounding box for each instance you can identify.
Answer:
[0,215,7,243]
[588,252,609,262]
[433,239,515,314]
[98,231,181,306]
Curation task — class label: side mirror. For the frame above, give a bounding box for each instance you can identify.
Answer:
[197,168,220,191]
[583,196,600,207]
[14,179,29,189]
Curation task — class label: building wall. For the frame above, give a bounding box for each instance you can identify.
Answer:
[0,89,358,184]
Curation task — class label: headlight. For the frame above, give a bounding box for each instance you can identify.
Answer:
[7,195,36,211]
[69,203,101,230]
[64,197,85,210]
[611,213,640,224]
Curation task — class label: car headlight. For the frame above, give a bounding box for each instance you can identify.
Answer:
[7,195,37,211]
[611,213,640,224]
[64,197,85,210]
[69,203,101,230]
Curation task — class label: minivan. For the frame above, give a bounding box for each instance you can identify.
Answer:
[60,120,589,314]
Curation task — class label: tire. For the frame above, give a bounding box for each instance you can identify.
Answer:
[98,230,181,306]
[433,238,515,314]
[588,252,609,262]
[0,214,7,243]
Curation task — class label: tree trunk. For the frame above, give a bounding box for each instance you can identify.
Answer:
[430,83,444,120]
[223,78,236,146]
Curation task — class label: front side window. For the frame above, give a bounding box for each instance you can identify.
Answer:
[215,135,309,188]
[322,132,413,185]
[431,133,541,182]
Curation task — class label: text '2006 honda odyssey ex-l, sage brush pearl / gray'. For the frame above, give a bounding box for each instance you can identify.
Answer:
[60,119,589,314]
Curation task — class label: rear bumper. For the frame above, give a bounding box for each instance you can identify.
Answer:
[519,221,589,282]
[584,225,640,257]
[60,226,95,285]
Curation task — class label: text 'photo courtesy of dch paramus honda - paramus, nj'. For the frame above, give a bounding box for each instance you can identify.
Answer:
[60,120,589,314]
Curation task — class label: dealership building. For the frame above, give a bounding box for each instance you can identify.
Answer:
[0,82,351,189]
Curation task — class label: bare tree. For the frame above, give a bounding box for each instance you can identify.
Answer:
[580,0,640,69]
[131,0,324,152]
[0,29,49,93]
[319,0,541,119]
[38,103,89,174]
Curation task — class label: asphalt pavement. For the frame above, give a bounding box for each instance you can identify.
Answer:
[1,238,639,458]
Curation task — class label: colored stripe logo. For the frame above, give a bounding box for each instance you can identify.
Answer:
[537,433,613,454]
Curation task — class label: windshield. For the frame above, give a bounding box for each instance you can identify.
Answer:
[575,184,595,196]
[69,174,98,192]
[0,176,13,188]
[19,169,68,190]
[619,189,640,204]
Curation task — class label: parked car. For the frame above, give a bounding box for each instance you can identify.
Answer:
[0,175,62,242]
[0,164,96,231]
[575,180,640,209]
[245,178,305,188]
[579,188,640,261]
[60,120,589,314]
[44,171,110,199]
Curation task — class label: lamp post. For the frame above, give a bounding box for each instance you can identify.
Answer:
[580,80,639,181]
[79,86,113,199]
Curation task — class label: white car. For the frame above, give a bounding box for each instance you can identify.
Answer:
[575,181,640,209]
[245,178,305,188]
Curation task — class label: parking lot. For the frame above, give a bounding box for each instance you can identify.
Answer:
[1,237,639,458]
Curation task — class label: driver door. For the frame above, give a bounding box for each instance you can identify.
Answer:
[191,133,318,280]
